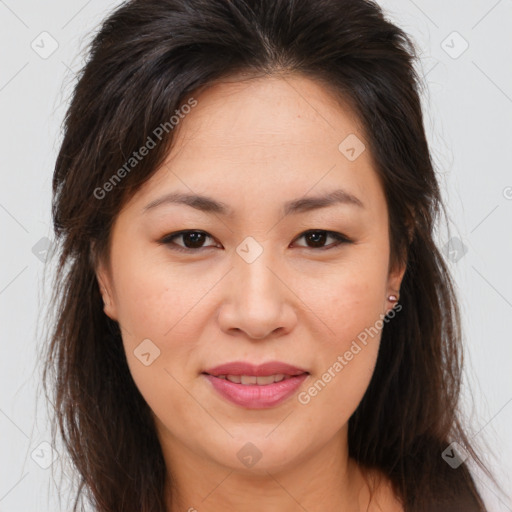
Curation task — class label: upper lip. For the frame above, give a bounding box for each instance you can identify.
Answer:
[203,361,309,377]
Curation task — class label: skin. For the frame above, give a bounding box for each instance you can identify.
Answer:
[96,72,406,512]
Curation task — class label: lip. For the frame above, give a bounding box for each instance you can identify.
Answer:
[202,361,309,409]
[203,373,309,409]
[203,361,308,377]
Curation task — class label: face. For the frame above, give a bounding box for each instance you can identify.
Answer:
[96,73,405,479]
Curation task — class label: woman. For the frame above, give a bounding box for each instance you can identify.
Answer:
[42,0,498,510]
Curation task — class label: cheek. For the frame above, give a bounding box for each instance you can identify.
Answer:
[110,245,209,340]
[294,251,388,416]
[113,256,205,430]
[296,249,388,347]
[108,248,208,392]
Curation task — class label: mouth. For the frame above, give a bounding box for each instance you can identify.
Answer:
[201,361,310,409]
[205,373,303,385]
[203,360,309,378]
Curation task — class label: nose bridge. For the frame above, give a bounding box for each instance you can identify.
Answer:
[217,235,293,339]
[234,235,280,305]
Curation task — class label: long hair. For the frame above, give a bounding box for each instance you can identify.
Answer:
[41,0,497,510]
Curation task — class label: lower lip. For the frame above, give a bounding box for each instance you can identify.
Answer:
[203,373,309,409]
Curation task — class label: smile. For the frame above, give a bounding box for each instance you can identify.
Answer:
[214,374,294,385]
[202,372,309,409]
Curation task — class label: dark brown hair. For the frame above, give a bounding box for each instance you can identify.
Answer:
[42,0,497,510]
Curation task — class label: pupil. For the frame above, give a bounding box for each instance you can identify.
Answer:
[308,231,326,247]
[185,232,204,248]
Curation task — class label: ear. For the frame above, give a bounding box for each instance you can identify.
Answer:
[91,244,119,321]
[387,260,406,293]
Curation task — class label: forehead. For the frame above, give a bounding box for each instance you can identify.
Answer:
[130,73,385,217]
[175,73,363,151]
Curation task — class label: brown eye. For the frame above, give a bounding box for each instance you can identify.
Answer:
[160,230,217,252]
[294,230,351,249]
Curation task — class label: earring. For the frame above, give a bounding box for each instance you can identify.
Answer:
[387,294,399,303]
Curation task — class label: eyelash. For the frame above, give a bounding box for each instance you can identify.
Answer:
[158,229,352,253]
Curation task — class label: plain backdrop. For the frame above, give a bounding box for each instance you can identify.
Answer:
[1,0,511,510]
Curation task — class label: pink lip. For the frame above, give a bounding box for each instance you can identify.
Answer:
[202,361,309,409]
[203,373,309,409]
[203,361,308,377]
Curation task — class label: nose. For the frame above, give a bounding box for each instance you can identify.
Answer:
[217,247,297,340]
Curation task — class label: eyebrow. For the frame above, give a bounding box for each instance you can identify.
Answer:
[142,188,364,216]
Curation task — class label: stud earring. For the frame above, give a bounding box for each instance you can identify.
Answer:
[387,294,399,303]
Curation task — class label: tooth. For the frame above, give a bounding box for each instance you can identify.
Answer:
[222,374,293,385]
[256,375,277,385]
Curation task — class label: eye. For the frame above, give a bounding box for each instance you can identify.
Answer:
[158,230,218,252]
[158,229,351,253]
[292,230,352,250]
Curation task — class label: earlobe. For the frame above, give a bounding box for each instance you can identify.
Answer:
[95,263,118,321]
[386,261,407,309]
[100,285,110,307]
[99,282,118,321]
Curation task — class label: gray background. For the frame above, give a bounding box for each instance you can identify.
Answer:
[1,0,511,510]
